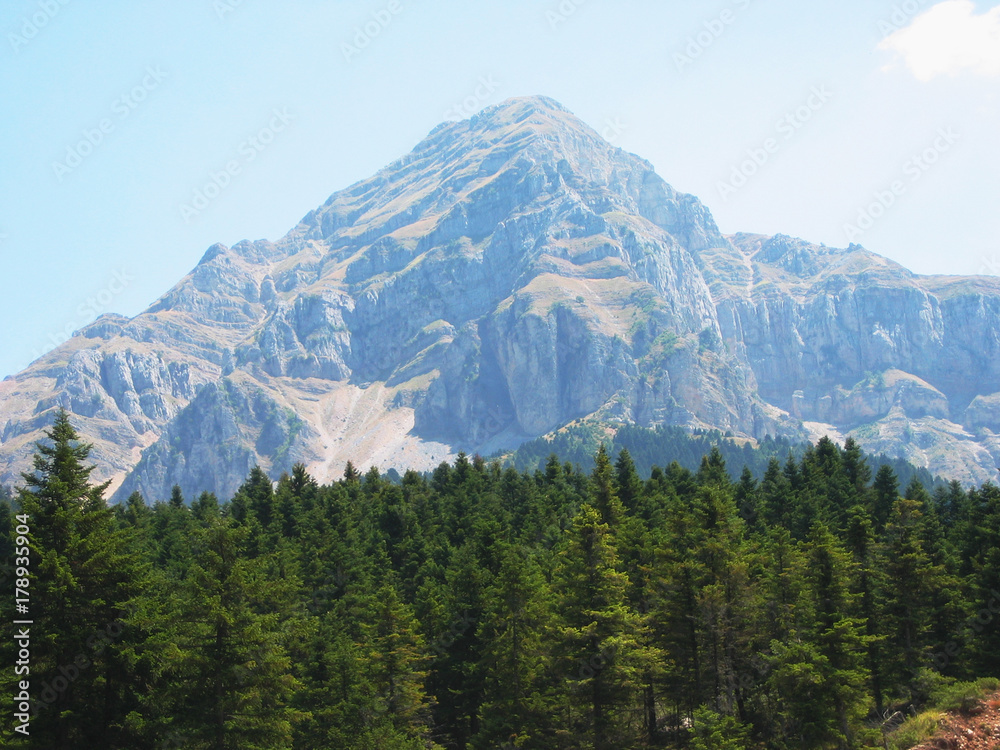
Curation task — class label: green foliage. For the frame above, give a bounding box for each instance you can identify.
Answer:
[5,411,998,749]
[501,423,942,493]
[887,710,943,750]
[887,675,1000,748]
[2,409,149,749]
[928,676,1000,713]
[689,708,752,750]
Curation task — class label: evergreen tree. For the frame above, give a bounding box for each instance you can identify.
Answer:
[11,409,149,748]
[474,546,553,748]
[553,504,647,749]
[871,464,899,533]
[161,517,302,749]
[767,524,870,750]
[613,448,643,513]
[590,445,624,526]
[879,496,945,691]
[361,581,436,743]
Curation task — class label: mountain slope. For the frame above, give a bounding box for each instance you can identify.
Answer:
[3,96,999,500]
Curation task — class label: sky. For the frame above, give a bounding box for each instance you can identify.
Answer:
[1,0,998,379]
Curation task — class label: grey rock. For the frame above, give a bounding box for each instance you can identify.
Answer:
[3,95,1000,498]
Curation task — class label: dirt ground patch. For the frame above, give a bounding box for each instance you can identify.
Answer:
[912,693,1000,750]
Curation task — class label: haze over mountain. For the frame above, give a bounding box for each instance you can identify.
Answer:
[3,96,999,501]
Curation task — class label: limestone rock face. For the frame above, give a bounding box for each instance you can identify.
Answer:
[3,96,1000,499]
[965,392,1000,433]
[114,378,318,504]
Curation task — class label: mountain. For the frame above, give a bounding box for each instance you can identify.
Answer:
[3,95,1000,500]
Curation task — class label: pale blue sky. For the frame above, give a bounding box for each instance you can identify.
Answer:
[2,0,998,378]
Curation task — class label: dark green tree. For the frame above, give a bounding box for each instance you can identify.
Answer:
[11,409,149,748]
[161,517,303,749]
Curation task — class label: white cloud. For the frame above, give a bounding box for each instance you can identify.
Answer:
[879,0,1000,81]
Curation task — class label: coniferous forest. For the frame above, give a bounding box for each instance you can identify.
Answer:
[2,410,999,749]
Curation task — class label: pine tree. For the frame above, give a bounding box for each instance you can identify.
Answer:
[553,504,646,749]
[761,457,793,531]
[361,581,436,742]
[845,504,887,713]
[963,483,1000,677]
[475,545,554,748]
[841,438,872,497]
[614,448,643,513]
[591,445,624,526]
[767,524,870,750]
[871,464,899,533]
[169,484,186,508]
[879,496,944,690]
[734,466,762,533]
[12,409,149,748]
[161,517,302,749]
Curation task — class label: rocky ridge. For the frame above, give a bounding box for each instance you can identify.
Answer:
[2,96,999,500]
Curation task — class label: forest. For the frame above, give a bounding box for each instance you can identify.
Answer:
[1,409,999,749]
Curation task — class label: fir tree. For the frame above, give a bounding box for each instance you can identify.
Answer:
[13,409,149,748]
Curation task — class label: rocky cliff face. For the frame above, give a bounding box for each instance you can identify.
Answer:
[3,96,999,499]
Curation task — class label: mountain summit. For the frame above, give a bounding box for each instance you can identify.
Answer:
[3,96,1000,499]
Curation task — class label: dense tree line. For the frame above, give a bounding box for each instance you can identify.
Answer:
[504,423,943,494]
[1,410,998,749]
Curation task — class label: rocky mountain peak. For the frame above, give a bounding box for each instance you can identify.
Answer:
[3,96,1000,501]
